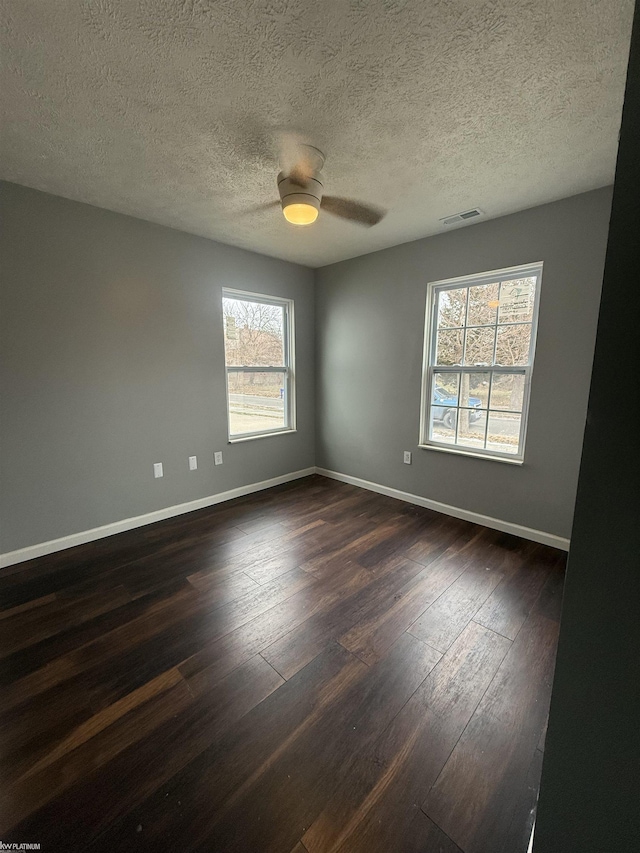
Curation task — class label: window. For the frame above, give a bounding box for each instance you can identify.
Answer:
[222,289,295,440]
[420,263,542,462]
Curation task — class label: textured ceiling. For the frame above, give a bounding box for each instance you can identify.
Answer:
[1,0,634,267]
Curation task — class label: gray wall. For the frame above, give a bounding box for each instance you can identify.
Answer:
[0,181,315,554]
[0,180,614,554]
[315,187,613,539]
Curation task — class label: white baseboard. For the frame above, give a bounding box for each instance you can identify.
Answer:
[0,467,316,570]
[0,464,568,570]
[315,467,570,551]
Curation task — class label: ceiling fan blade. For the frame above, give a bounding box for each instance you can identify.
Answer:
[240,200,280,216]
[321,196,385,226]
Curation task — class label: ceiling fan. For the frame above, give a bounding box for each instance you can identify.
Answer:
[248,142,386,227]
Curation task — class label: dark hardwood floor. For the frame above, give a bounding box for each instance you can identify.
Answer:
[0,475,565,852]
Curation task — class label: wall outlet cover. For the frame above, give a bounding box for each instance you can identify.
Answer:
[189,456,197,470]
[153,462,163,478]
[214,451,223,465]
[403,451,412,464]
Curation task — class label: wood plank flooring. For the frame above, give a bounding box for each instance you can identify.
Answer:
[0,475,565,852]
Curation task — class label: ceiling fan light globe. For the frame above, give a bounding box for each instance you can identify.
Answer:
[282,200,319,225]
[278,173,323,226]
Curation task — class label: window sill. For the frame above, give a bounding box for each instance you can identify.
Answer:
[418,443,524,465]
[228,429,297,444]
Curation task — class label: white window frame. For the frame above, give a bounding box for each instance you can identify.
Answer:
[222,288,296,442]
[419,262,543,464]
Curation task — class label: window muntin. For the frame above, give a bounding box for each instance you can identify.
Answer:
[421,265,542,462]
[222,290,295,440]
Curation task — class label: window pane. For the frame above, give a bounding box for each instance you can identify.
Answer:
[498,277,536,324]
[460,373,490,408]
[437,288,467,328]
[486,411,521,455]
[436,329,463,365]
[430,405,456,444]
[467,282,499,326]
[489,373,525,411]
[433,372,460,399]
[228,371,286,435]
[495,324,531,365]
[464,326,495,366]
[223,297,285,366]
[432,373,459,433]
[456,408,486,449]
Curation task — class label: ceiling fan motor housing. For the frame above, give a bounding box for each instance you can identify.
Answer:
[277,172,323,216]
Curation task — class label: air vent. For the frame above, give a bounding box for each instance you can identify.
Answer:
[440,208,484,226]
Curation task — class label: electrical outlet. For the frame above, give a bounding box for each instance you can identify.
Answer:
[189,456,197,471]
[214,451,223,466]
[403,451,412,465]
[153,462,163,478]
